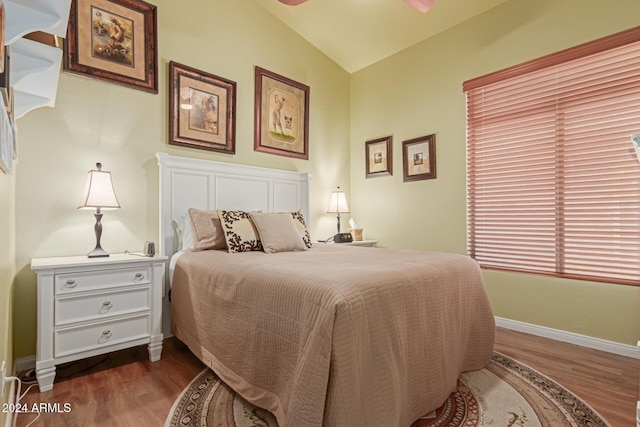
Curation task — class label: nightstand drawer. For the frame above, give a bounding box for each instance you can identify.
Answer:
[55,266,151,295]
[54,315,149,358]
[55,286,151,326]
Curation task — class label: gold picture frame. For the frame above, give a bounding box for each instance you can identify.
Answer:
[402,134,436,182]
[169,61,236,154]
[63,0,158,93]
[254,66,309,160]
[365,136,393,178]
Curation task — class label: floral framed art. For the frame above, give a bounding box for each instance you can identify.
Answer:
[402,134,436,182]
[254,66,309,160]
[169,61,236,154]
[365,136,393,178]
[64,0,158,93]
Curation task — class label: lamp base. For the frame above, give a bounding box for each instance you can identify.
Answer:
[88,211,109,258]
[87,246,109,258]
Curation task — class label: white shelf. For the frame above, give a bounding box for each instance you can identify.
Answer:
[9,37,62,119]
[4,0,71,45]
[2,0,71,120]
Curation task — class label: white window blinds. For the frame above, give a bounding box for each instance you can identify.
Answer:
[464,27,640,286]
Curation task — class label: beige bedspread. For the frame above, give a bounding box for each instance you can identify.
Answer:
[171,245,495,427]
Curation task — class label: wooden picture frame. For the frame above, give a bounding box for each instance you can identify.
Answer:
[365,136,393,178]
[169,61,236,154]
[254,66,309,160]
[402,134,436,182]
[64,0,158,94]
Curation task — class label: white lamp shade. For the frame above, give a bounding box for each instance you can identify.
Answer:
[327,188,350,214]
[78,167,120,210]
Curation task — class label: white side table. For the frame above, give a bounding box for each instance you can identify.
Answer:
[318,240,378,247]
[31,254,167,391]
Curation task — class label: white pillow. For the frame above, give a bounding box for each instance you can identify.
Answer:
[174,215,195,251]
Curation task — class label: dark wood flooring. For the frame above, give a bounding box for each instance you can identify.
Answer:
[12,328,638,426]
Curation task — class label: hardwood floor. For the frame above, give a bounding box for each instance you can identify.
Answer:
[11,328,638,426]
[495,328,638,427]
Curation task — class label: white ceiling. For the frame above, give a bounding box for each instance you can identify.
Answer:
[253,0,512,73]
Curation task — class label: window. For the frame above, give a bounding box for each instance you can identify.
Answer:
[464,27,640,286]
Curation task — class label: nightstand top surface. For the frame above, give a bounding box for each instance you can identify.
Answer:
[31,253,167,270]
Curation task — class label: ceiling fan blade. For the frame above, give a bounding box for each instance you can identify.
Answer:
[278,0,310,5]
[402,0,437,13]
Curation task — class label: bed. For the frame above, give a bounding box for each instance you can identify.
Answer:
[157,153,495,427]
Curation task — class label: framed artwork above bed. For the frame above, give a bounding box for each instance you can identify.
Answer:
[169,61,237,154]
[254,66,310,160]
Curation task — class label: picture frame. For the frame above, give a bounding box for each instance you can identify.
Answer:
[365,136,393,178]
[0,44,9,106]
[169,61,237,154]
[402,134,436,182]
[63,0,158,94]
[254,66,309,160]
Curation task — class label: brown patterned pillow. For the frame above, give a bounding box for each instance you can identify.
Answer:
[291,210,313,248]
[188,208,227,251]
[216,209,263,253]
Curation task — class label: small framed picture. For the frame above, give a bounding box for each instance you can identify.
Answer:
[402,134,436,182]
[63,0,158,93]
[365,136,392,178]
[254,66,310,160]
[169,61,236,154]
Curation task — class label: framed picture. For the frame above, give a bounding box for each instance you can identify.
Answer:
[254,66,309,160]
[63,0,158,94]
[365,136,393,178]
[0,45,9,106]
[402,134,436,182]
[169,61,236,154]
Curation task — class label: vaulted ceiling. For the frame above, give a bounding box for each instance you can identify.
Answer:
[253,0,512,72]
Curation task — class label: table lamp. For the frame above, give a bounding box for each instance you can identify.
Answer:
[78,163,121,258]
[326,186,350,235]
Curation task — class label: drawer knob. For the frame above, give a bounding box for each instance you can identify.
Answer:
[133,273,144,282]
[99,301,113,314]
[64,279,77,289]
[99,330,113,343]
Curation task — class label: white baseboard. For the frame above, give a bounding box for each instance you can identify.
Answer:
[495,317,640,359]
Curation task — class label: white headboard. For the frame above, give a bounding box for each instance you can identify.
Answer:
[156,152,310,263]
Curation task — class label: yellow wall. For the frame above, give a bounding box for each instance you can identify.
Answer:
[350,0,640,345]
[9,0,640,362]
[12,0,351,358]
[0,171,15,427]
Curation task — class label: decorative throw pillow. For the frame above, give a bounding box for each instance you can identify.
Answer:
[290,210,313,248]
[188,208,227,251]
[217,209,263,253]
[250,212,308,254]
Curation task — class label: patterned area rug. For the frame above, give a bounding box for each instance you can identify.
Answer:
[165,352,610,427]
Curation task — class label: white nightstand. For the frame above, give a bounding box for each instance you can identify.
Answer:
[30,254,167,391]
[318,240,378,247]
[343,240,378,247]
